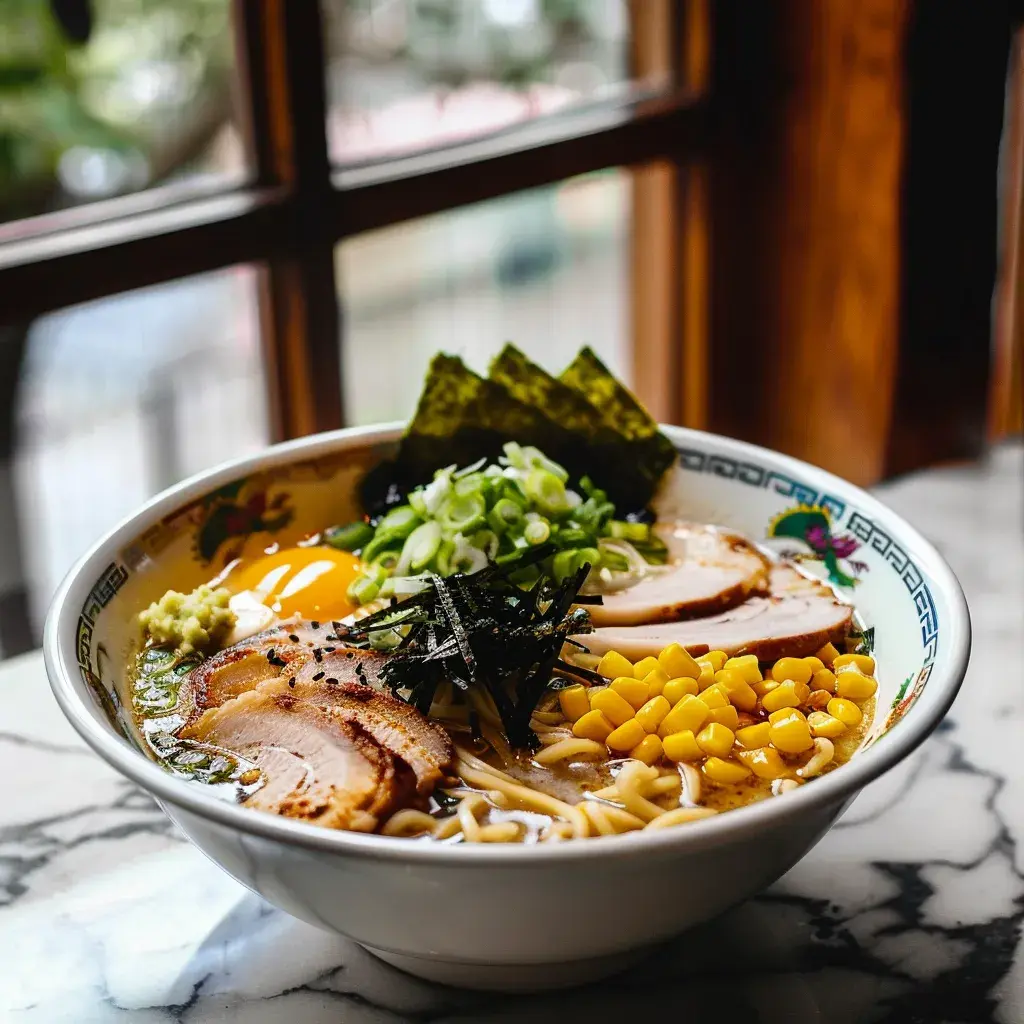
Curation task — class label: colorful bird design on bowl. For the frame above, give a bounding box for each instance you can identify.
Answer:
[767,504,869,588]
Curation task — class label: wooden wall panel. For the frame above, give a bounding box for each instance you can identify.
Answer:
[709,0,908,487]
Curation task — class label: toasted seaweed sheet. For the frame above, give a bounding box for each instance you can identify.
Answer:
[360,347,677,515]
[561,346,677,490]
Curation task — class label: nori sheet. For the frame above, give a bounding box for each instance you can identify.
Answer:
[360,347,677,515]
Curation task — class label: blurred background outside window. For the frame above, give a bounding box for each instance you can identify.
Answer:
[1,0,631,648]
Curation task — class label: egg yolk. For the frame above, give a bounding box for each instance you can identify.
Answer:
[230,546,362,621]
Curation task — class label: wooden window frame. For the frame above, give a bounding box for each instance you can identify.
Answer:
[0,0,708,440]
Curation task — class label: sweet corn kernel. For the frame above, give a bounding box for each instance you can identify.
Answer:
[633,656,661,680]
[658,642,701,680]
[737,746,790,780]
[663,729,703,762]
[696,722,736,758]
[724,654,762,684]
[663,675,699,705]
[810,669,837,693]
[805,689,833,709]
[630,733,664,766]
[658,694,710,737]
[698,650,728,672]
[769,710,814,753]
[702,757,751,784]
[772,657,813,685]
[835,652,875,675]
[752,679,779,697]
[635,695,671,733]
[611,675,651,710]
[803,656,825,673]
[835,671,878,700]
[807,710,848,738]
[816,642,840,664]
[643,668,669,696]
[590,688,636,727]
[768,706,807,725]
[828,697,863,726]
[761,680,809,714]
[709,704,740,730]
[715,669,758,712]
[606,718,647,752]
[597,650,634,681]
[696,665,717,691]
[572,709,615,741]
[735,721,772,749]
[558,684,591,723]
[698,685,729,710]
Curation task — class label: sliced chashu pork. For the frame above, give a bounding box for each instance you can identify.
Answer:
[587,523,769,626]
[579,564,853,662]
[178,619,456,812]
[180,619,387,722]
[180,682,411,831]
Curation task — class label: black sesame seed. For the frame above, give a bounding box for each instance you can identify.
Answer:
[323,646,336,654]
[313,648,323,663]
[266,648,276,662]
[312,671,325,681]
[346,651,354,659]
[325,634,338,642]
[288,677,296,688]
[325,677,338,685]
[288,634,300,643]
[311,620,320,630]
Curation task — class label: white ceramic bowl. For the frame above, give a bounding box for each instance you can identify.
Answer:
[45,424,970,991]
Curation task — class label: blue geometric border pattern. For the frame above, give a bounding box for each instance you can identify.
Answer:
[676,447,847,521]
[675,447,938,669]
[847,512,938,665]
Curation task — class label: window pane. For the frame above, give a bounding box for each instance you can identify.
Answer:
[8,266,267,652]
[323,0,630,163]
[0,0,242,227]
[339,169,629,423]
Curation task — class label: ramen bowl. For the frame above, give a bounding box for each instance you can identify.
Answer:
[45,424,970,991]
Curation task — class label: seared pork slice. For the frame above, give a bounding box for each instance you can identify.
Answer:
[181,686,411,831]
[286,676,455,793]
[579,564,852,662]
[588,523,769,626]
[179,619,456,795]
[179,619,386,722]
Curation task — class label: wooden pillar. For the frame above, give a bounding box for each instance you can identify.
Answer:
[708,0,909,486]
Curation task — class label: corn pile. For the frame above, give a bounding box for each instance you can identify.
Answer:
[557,642,877,785]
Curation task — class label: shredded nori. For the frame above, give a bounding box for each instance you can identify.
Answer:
[343,544,597,749]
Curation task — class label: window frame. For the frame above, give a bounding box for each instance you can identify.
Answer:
[0,0,709,439]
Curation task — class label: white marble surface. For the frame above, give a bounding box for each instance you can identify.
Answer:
[1,444,1021,1023]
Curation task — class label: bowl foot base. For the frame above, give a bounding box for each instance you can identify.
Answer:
[360,943,652,992]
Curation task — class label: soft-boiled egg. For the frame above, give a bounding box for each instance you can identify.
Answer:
[226,546,363,633]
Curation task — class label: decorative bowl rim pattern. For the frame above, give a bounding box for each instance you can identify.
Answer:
[44,422,971,863]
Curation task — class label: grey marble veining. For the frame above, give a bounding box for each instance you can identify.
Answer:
[1,443,1020,1023]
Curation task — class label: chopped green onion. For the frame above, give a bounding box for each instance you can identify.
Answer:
[556,527,595,548]
[438,493,486,535]
[402,521,443,572]
[347,574,381,605]
[552,549,579,581]
[524,520,551,545]
[370,549,401,573]
[608,520,651,542]
[324,521,374,552]
[598,550,631,572]
[524,468,570,516]
[488,498,524,534]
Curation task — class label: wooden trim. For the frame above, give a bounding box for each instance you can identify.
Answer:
[629,1,710,427]
[992,29,1024,441]
[0,90,703,324]
[334,89,702,234]
[234,0,343,438]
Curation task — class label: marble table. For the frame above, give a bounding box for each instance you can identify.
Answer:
[2,444,1020,1023]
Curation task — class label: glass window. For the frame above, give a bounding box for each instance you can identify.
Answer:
[0,0,242,228]
[10,266,267,646]
[338,168,630,424]
[323,0,630,163]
